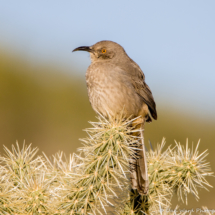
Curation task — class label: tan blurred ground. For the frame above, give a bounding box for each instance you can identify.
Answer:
[0,49,214,210]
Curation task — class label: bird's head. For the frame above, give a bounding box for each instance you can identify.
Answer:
[73,40,127,63]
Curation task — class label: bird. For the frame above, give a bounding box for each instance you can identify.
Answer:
[73,40,157,195]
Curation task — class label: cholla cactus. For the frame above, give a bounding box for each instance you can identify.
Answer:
[118,139,173,215]
[50,115,141,214]
[0,116,213,214]
[0,142,54,214]
[118,138,213,215]
[166,139,213,204]
[0,174,20,214]
[17,173,55,214]
[0,142,43,185]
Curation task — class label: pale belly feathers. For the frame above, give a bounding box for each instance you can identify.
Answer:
[86,63,144,119]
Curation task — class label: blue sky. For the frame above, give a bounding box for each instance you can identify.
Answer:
[0,1,215,118]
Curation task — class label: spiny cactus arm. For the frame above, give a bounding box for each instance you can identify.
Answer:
[166,139,213,204]
[52,116,139,214]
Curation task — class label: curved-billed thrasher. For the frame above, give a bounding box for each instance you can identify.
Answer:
[73,40,157,195]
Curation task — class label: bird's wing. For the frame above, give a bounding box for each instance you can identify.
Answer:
[128,60,157,120]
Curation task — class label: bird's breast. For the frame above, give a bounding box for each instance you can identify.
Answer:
[86,63,143,118]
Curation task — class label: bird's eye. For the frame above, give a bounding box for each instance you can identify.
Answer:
[102,49,106,53]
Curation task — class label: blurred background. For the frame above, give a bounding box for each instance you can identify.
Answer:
[0,0,215,211]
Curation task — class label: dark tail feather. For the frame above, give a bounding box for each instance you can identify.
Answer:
[130,123,149,195]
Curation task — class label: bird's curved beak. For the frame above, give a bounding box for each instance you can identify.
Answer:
[72,46,93,53]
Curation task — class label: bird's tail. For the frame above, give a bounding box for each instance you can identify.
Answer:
[130,123,149,195]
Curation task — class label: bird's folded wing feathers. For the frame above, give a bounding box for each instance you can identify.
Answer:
[124,58,157,120]
[132,79,157,120]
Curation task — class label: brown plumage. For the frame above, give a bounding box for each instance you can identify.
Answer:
[73,40,157,195]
